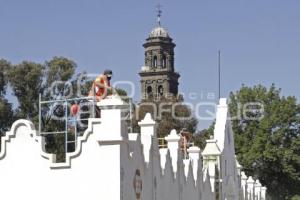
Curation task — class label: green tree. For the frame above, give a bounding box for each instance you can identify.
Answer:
[8,61,44,122]
[8,57,76,120]
[291,195,300,200]
[0,59,14,150]
[192,123,214,149]
[136,96,198,138]
[0,98,14,150]
[45,56,76,86]
[229,84,300,200]
[0,59,10,96]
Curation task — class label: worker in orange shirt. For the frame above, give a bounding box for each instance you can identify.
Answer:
[88,69,114,117]
[89,69,113,101]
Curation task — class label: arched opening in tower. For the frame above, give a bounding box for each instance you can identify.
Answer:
[158,85,164,96]
[153,56,158,67]
[162,55,167,68]
[147,86,153,98]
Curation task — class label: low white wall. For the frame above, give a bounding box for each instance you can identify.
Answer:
[0,119,121,200]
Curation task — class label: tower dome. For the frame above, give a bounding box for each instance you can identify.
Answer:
[148,4,171,38]
[149,26,170,38]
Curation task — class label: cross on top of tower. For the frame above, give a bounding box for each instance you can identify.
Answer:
[156,3,163,26]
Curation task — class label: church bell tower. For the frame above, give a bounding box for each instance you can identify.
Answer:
[139,6,180,101]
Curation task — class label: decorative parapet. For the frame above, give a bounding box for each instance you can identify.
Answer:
[165,129,180,175]
[241,171,248,200]
[201,98,267,200]
[247,176,255,199]
[0,120,39,160]
[214,98,228,152]
[187,146,201,182]
[96,95,128,142]
[138,113,156,163]
[202,138,221,193]
[0,96,268,200]
[202,139,221,157]
[261,187,267,200]
[254,180,262,200]
[159,148,169,171]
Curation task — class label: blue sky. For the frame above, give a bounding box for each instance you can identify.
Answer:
[1,0,299,129]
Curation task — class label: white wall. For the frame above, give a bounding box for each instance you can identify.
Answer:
[0,96,266,200]
[202,98,266,200]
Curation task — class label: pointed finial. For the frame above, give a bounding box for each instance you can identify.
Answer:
[156,3,163,26]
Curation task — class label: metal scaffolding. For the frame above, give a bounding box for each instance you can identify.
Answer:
[39,94,96,154]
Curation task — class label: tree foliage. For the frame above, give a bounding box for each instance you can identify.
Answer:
[45,56,76,85]
[8,61,44,121]
[229,84,300,200]
[0,59,14,150]
[0,60,14,125]
[0,59,10,96]
[136,96,198,138]
[192,123,214,149]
